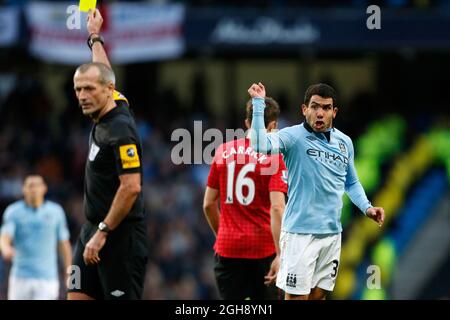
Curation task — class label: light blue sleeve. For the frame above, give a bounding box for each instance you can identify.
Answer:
[250,97,296,155]
[1,206,16,238]
[56,206,70,242]
[344,139,372,215]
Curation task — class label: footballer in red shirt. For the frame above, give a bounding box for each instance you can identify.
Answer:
[203,97,288,300]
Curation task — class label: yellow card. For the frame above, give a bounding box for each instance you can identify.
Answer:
[79,0,97,12]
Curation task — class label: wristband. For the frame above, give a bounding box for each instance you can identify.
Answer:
[87,33,104,50]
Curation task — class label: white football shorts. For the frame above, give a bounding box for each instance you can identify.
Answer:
[276,231,341,295]
[8,276,59,300]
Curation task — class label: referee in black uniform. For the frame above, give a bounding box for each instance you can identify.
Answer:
[68,9,148,300]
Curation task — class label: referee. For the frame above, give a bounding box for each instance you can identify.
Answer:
[68,9,148,300]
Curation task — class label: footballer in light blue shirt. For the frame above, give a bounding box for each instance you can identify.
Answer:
[248,82,385,300]
[0,175,72,300]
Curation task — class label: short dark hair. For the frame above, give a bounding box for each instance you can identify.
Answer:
[246,97,280,127]
[304,83,337,107]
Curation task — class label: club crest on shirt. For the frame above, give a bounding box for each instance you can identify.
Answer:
[88,143,100,161]
[338,141,347,154]
[119,144,140,169]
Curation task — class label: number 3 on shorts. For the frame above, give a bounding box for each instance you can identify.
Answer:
[331,260,339,278]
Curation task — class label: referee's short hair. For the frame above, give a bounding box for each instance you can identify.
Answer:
[246,97,280,127]
[75,62,116,86]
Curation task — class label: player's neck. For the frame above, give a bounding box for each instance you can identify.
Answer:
[25,198,44,209]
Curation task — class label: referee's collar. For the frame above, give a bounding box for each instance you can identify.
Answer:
[98,104,121,123]
[303,121,333,143]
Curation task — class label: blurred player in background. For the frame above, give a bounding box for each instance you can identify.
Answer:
[203,97,288,300]
[248,82,385,300]
[68,9,148,300]
[0,175,72,300]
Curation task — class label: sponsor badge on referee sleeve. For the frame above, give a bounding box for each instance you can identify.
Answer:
[119,144,140,169]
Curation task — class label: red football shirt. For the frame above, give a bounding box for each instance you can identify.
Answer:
[207,138,288,259]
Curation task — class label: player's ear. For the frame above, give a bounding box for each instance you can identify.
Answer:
[301,104,308,115]
[333,106,338,118]
[42,182,48,195]
[267,120,277,131]
[107,82,115,94]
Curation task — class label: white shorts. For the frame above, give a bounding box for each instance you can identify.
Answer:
[8,276,59,300]
[276,231,341,295]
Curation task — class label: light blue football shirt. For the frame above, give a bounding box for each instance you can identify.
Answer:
[251,97,372,234]
[1,200,70,280]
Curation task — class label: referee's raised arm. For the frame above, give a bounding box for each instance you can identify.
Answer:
[86,9,111,69]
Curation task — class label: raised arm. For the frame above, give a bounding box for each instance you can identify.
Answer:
[87,9,112,69]
[248,83,272,154]
[248,83,291,155]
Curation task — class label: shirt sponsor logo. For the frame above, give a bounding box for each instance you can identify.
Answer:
[88,143,100,161]
[306,148,349,165]
[119,144,140,169]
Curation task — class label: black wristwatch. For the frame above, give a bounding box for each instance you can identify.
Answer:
[87,33,104,50]
[98,221,111,233]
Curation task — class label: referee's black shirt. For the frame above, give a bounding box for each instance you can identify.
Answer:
[84,93,145,224]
